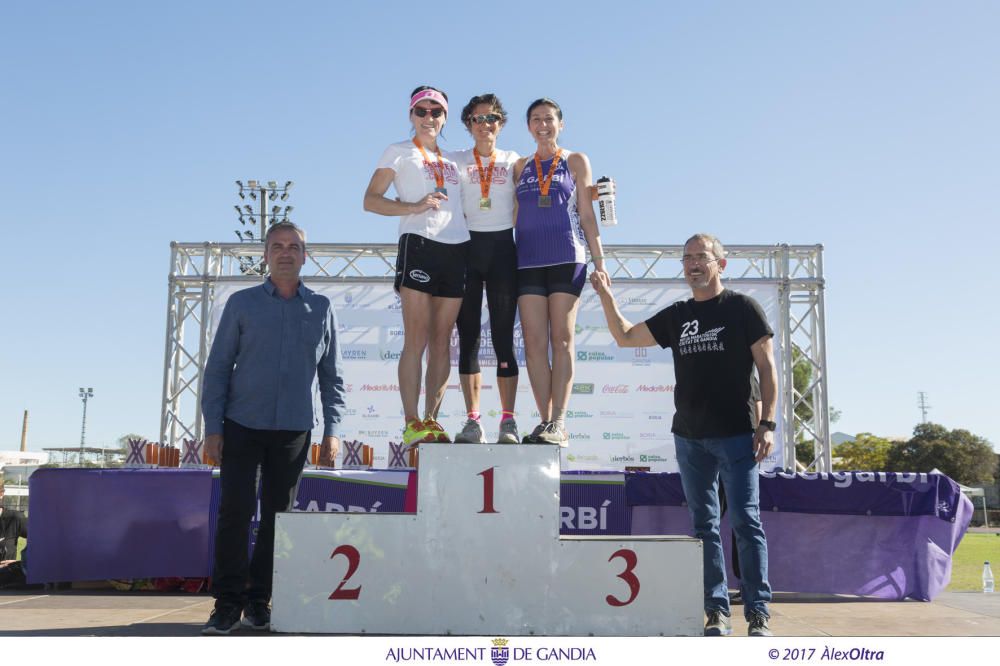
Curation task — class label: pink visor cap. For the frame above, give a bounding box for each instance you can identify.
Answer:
[409,89,448,114]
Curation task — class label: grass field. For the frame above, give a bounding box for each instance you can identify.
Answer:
[947,532,1000,591]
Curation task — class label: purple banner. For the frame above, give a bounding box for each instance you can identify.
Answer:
[28,468,214,584]
[626,471,963,520]
[559,472,630,536]
[626,471,973,601]
[26,467,974,601]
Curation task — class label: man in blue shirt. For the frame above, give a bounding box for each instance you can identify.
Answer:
[200,221,346,635]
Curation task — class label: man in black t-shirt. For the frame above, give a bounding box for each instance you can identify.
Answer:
[590,233,777,637]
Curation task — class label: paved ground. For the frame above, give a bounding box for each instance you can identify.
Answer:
[2,589,999,637]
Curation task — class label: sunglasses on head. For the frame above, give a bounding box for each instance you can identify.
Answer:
[471,113,502,124]
[412,107,445,118]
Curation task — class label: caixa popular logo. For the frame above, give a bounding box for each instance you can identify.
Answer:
[561,500,612,530]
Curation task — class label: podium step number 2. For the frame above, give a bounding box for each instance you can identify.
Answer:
[272,444,703,636]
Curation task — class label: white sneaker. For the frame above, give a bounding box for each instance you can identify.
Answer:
[454,418,487,443]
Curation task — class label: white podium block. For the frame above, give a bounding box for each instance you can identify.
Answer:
[272,444,702,636]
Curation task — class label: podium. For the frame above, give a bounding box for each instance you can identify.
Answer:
[272,444,703,635]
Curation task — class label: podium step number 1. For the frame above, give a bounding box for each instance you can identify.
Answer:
[272,444,703,636]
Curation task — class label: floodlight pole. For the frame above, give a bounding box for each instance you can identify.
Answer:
[234,180,294,242]
[78,387,94,466]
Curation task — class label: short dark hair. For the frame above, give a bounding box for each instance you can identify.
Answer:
[461,93,508,127]
[685,233,726,260]
[265,221,306,246]
[526,97,562,123]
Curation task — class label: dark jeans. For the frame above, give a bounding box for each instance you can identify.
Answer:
[674,433,772,619]
[210,419,310,607]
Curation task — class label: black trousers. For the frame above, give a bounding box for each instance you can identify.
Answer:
[210,419,311,606]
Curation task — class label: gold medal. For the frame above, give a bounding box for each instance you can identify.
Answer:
[538,195,552,208]
[474,149,496,213]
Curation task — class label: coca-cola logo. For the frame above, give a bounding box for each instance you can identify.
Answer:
[602,384,629,394]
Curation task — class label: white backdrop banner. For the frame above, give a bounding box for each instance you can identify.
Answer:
[208,280,784,472]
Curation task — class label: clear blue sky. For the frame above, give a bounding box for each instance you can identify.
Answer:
[2,1,997,452]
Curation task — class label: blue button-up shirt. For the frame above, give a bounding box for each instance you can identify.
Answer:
[201,279,346,438]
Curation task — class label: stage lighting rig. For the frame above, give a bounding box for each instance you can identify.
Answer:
[233,179,295,274]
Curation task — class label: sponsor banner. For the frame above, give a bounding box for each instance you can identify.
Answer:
[558,472,630,535]
[626,471,963,520]
[207,282,785,473]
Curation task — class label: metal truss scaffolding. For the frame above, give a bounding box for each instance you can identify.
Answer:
[161,242,831,472]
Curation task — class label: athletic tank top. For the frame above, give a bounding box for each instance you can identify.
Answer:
[514,150,585,268]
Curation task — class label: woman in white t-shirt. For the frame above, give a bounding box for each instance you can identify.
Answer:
[363,85,469,447]
[451,93,521,445]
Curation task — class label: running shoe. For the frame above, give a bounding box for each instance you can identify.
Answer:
[497,418,520,444]
[747,611,773,637]
[538,421,569,447]
[402,419,436,447]
[454,418,486,443]
[201,603,243,636]
[522,421,549,444]
[704,610,732,637]
[241,600,271,631]
[422,418,451,443]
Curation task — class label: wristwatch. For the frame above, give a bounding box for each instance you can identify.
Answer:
[758,419,777,432]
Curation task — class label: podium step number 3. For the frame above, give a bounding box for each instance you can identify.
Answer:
[272,444,703,636]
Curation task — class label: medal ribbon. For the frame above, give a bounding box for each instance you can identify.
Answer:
[474,149,497,201]
[412,138,446,191]
[533,148,563,199]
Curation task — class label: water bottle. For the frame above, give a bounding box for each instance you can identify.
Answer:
[985,561,995,593]
[596,176,617,226]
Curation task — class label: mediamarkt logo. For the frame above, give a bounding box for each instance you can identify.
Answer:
[602,384,629,394]
[361,383,400,392]
[636,384,673,392]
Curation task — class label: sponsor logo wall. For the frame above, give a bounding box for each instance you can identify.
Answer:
[209,282,784,472]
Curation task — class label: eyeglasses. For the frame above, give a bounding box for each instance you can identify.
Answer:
[680,253,721,265]
[471,113,502,124]
[412,107,445,119]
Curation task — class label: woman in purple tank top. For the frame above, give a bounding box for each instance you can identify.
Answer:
[512,98,608,446]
